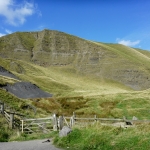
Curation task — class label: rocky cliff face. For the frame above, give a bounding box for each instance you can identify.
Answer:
[1,29,150,90]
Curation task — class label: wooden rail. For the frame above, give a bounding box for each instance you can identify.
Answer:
[62,112,150,128]
[21,117,53,133]
[1,100,150,134]
[0,101,23,129]
[0,101,59,133]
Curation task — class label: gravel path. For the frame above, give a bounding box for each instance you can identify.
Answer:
[0,139,62,150]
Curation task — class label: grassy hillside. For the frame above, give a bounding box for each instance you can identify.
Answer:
[0,57,150,119]
[136,48,150,58]
[1,30,150,146]
[1,29,150,117]
[1,29,150,90]
[0,56,128,96]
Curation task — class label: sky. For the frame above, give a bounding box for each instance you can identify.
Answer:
[0,0,150,50]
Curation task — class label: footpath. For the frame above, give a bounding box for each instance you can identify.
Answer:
[0,139,62,150]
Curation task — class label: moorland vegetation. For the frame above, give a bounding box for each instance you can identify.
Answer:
[0,30,150,149]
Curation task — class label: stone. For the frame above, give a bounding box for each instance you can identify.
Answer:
[132,116,138,120]
[59,126,72,137]
[132,116,138,125]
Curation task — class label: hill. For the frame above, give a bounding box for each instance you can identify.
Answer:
[1,29,150,118]
[1,29,150,91]
[1,29,150,148]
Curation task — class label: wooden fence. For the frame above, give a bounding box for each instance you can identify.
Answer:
[61,112,150,129]
[0,101,55,133]
[21,117,53,133]
[1,100,150,134]
[0,101,58,133]
[20,114,66,133]
[0,101,24,129]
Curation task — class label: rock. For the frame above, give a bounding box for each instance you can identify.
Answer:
[132,116,138,120]
[59,126,72,137]
[132,116,138,125]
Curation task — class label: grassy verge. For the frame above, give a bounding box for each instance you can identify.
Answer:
[54,123,150,150]
[0,116,12,142]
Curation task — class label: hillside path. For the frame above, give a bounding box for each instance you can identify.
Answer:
[0,139,62,150]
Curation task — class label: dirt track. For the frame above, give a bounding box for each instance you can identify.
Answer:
[0,139,62,150]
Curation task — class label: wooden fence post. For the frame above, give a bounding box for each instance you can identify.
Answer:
[73,112,76,118]
[0,103,1,113]
[21,120,24,133]
[73,112,76,124]
[70,116,74,127]
[0,103,4,114]
[58,116,63,130]
[123,116,126,122]
[10,113,14,129]
[70,112,76,127]
[52,114,58,131]
[94,115,97,122]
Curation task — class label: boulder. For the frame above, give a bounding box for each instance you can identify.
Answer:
[59,126,72,137]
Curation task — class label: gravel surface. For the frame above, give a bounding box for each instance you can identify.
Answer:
[0,139,62,150]
[0,66,19,80]
[3,82,52,99]
[0,66,53,99]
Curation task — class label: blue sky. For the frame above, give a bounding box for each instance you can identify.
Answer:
[0,0,150,50]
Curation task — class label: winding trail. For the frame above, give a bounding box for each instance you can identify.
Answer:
[0,139,62,150]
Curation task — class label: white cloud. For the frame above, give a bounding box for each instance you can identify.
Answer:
[0,0,37,26]
[117,39,140,47]
[0,28,12,37]
[0,33,5,37]
[5,29,12,34]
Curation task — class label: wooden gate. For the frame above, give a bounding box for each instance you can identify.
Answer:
[21,117,53,133]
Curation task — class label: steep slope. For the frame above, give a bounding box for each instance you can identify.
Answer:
[136,48,150,58]
[0,57,129,97]
[0,29,150,90]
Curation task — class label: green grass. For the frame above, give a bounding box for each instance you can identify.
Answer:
[1,58,150,119]
[5,58,128,97]
[0,116,12,142]
[54,123,150,150]
[0,89,38,117]
[16,32,36,50]
[1,30,150,92]
[1,31,150,146]
[1,57,150,120]
[136,48,150,58]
